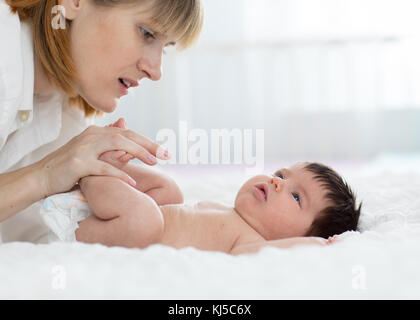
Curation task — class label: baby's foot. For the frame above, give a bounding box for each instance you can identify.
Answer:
[99,150,130,168]
[107,118,127,129]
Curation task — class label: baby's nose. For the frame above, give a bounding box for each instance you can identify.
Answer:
[270,176,283,192]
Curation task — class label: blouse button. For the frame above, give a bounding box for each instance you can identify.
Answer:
[18,110,30,123]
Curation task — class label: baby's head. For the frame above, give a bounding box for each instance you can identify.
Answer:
[234,162,361,240]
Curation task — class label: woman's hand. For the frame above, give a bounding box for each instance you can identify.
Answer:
[100,118,136,166]
[36,118,170,197]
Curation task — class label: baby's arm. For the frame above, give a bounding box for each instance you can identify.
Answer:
[230,236,336,255]
[75,176,164,249]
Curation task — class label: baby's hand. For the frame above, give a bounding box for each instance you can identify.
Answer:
[305,237,329,246]
[100,118,135,166]
[327,235,340,244]
[301,236,339,246]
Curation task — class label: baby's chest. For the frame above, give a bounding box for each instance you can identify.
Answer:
[186,213,240,252]
[161,204,243,253]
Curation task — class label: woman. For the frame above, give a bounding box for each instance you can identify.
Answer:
[0,0,203,242]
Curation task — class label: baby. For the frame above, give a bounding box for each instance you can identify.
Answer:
[72,120,361,255]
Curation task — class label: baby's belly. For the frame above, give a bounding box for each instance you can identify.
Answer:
[159,203,241,253]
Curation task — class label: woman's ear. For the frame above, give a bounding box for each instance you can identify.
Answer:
[60,0,84,20]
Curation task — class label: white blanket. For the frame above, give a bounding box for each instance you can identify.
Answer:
[1,154,420,299]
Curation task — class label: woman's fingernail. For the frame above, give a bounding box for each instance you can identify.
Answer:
[164,149,171,159]
[148,154,157,163]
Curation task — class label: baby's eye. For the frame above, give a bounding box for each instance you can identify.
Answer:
[275,172,284,179]
[292,193,301,205]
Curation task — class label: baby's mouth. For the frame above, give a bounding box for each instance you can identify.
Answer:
[253,183,268,201]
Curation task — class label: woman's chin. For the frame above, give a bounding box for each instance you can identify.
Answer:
[84,95,119,113]
[101,100,118,113]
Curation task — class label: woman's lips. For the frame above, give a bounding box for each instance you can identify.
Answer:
[253,183,268,202]
[118,79,129,96]
[118,78,140,97]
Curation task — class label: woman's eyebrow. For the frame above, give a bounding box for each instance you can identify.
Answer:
[139,21,162,37]
[143,24,176,46]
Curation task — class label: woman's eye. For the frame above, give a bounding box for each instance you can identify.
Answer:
[292,193,301,205]
[140,27,155,40]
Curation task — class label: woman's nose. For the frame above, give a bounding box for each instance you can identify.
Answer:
[270,176,284,192]
[136,51,163,81]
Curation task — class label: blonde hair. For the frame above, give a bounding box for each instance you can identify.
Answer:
[6,0,204,118]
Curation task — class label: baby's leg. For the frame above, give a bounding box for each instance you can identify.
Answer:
[101,118,183,205]
[99,151,183,205]
[75,176,163,248]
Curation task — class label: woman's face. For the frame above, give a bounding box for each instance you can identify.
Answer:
[63,0,176,112]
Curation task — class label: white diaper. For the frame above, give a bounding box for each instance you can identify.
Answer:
[40,189,92,242]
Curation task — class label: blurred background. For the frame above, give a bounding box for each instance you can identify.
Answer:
[96,0,420,168]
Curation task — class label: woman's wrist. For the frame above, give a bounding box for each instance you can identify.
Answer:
[0,161,50,222]
[31,160,53,199]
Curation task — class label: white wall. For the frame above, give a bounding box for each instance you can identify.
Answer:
[96,0,420,161]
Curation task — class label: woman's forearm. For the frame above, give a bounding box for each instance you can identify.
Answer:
[0,161,48,222]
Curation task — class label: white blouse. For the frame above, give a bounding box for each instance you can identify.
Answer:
[0,1,95,243]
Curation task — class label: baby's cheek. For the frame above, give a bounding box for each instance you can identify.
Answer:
[262,207,297,239]
[234,192,253,214]
[281,214,309,238]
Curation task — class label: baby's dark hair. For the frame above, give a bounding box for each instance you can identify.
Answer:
[303,162,361,239]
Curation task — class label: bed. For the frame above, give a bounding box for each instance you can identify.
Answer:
[1,154,420,299]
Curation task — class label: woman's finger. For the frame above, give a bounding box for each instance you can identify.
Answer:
[93,132,159,165]
[120,129,170,160]
[93,161,137,187]
[87,125,169,162]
